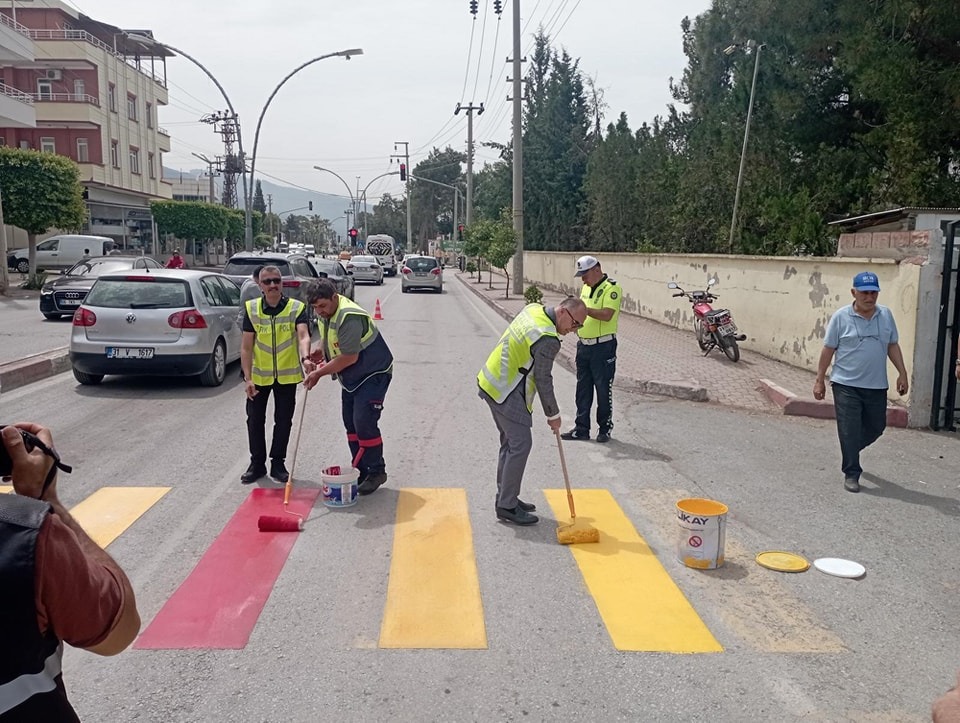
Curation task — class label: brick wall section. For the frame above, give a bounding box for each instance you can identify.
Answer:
[837,230,933,259]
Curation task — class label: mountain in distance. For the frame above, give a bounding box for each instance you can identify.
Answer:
[163,167,357,237]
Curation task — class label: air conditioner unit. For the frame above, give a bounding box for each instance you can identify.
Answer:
[44,69,62,80]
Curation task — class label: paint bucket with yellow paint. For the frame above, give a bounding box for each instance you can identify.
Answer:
[321,465,359,508]
[676,498,728,569]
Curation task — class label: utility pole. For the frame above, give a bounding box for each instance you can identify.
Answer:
[266,193,274,247]
[391,141,411,252]
[454,102,484,225]
[509,0,526,295]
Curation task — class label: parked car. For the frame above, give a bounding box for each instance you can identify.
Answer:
[348,255,384,286]
[222,252,320,309]
[400,255,443,293]
[69,270,244,386]
[8,234,116,274]
[310,258,355,300]
[39,255,162,320]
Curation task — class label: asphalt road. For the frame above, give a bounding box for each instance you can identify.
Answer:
[2,275,958,722]
[0,289,72,364]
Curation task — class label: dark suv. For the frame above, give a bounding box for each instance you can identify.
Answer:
[223,252,320,309]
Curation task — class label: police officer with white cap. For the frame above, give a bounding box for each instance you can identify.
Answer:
[561,255,623,443]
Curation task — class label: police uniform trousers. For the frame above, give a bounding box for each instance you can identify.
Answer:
[343,373,392,479]
[246,381,298,466]
[573,338,617,436]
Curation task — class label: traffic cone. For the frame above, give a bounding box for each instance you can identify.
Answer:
[373,299,383,321]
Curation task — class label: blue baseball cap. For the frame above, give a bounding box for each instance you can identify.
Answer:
[853,271,880,291]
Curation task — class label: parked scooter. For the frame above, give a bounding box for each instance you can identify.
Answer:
[668,279,747,362]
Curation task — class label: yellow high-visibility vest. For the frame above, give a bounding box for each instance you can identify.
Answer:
[246,297,304,385]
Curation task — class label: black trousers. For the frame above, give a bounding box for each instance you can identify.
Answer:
[832,382,887,480]
[573,338,617,435]
[246,381,298,467]
[342,373,391,479]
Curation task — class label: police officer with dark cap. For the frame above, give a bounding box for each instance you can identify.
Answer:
[561,255,622,443]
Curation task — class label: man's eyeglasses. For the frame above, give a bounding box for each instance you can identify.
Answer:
[261,278,282,286]
[562,308,583,329]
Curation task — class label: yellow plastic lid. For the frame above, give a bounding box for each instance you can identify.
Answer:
[755,551,810,573]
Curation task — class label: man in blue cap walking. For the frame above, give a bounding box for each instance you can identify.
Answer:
[813,271,909,493]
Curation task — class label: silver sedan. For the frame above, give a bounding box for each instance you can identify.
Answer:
[69,269,243,386]
[348,255,384,285]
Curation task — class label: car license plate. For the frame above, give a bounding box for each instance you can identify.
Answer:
[718,323,737,336]
[60,299,80,306]
[106,347,154,359]
[414,272,427,277]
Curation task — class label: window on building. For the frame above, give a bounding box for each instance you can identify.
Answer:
[127,93,138,121]
[108,83,116,112]
[148,152,155,178]
[0,138,6,147]
[40,137,56,153]
[110,140,119,168]
[129,147,140,174]
[37,79,53,100]
[146,102,153,129]
[76,138,89,163]
[73,79,85,100]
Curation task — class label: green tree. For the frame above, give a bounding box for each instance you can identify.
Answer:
[410,146,465,251]
[151,200,230,264]
[252,180,267,215]
[461,219,491,283]
[370,193,408,250]
[584,113,642,251]
[484,211,518,298]
[0,147,86,289]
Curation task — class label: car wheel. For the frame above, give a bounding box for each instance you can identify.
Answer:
[199,339,227,387]
[72,368,103,385]
[42,313,61,320]
[16,259,29,274]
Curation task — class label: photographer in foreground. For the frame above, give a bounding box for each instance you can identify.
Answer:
[0,422,140,721]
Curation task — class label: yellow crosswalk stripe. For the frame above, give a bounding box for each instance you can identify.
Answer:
[544,488,722,653]
[69,487,170,548]
[379,488,487,649]
[0,486,12,494]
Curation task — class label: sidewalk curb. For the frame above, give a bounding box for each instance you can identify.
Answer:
[758,378,908,427]
[457,274,709,403]
[0,347,70,392]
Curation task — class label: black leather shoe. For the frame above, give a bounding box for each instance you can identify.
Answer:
[241,464,267,485]
[596,432,611,443]
[496,506,539,525]
[270,460,290,483]
[358,471,388,496]
[516,499,537,512]
[844,477,860,493]
[560,429,590,441]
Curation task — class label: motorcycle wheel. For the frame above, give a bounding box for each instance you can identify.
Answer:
[720,336,740,362]
[694,318,711,351]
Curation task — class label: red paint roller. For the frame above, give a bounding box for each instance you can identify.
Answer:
[258,387,310,533]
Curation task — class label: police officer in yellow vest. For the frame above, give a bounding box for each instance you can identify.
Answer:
[240,265,312,485]
[478,298,588,525]
[561,255,622,444]
[304,279,395,496]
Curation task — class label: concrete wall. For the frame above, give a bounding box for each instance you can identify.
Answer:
[523,243,938,425]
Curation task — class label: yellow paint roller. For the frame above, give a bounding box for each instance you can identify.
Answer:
[554,429,599,545]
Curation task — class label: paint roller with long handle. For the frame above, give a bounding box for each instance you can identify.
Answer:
[554,429,599,545]
[257,386,310,533]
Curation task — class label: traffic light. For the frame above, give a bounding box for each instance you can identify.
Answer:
[348,228,358,243]
[308,201,313,211]
[399,163,406,181]
[457,223,465,239]
[469,0,478,15]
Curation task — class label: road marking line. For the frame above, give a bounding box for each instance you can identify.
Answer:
[70,487,170,548]
[0,486,12,494]
[135,487,319,650]
[379,488,487,649]
[632,488,845,653]
[544,488,722,653]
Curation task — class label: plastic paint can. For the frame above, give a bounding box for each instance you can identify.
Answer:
[676,498,728,570]
[321,465,360,508]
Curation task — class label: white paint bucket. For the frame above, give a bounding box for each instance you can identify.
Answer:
[676,498,728,570]
[321,465,359,508]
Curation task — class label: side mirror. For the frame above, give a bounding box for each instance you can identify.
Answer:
[667,282,678,289]
[707,278,717,287]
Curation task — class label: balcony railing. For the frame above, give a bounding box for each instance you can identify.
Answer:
[31,92,100,107]
[25,29,166,87]
[0,11,31,36]
[0,81,33,104]
[157,126,170,136]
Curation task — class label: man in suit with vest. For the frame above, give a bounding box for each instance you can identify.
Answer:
[561,255,623,444]
[478,297,589,526]
[0,421,140,719]
[304,279,395,496]
[240,265,313,485]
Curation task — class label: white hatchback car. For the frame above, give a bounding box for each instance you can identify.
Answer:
[69,269,243,386]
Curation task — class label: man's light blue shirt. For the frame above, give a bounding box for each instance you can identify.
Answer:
[824,303,898,389]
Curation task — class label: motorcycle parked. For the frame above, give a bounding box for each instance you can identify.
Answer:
[668,279,746,362]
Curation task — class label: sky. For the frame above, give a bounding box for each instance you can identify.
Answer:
[57,0,714,210]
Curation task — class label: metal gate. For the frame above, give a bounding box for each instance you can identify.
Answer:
[931,221,960,430]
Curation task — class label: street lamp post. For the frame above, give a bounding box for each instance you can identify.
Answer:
[245,49,363,251]
[409,174,464,253]
[725,39,764,254]
[314,165,357,229]
[356,171,401,238]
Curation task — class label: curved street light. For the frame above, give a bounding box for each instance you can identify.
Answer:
[357,171,401,236]
[314,165,357,223]
[243,48,363,249]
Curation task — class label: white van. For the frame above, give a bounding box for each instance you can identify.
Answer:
[7,235,116,273]
[365,234,398,276]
